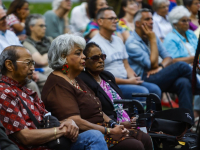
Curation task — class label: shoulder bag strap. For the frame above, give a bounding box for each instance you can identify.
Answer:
[0,81,40,128]
[173,31,192,56]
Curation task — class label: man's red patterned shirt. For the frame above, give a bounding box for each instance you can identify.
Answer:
[0,75,49,150]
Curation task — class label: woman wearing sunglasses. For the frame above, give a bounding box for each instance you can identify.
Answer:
[163,6,200,131]
[42,34,153,150]
[79,42,153,149]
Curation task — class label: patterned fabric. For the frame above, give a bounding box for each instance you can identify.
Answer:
[83,21,99,41]
[6,14,20,32]
[0,75,49,150]
[117,18,133,34]
[100,79,130,122]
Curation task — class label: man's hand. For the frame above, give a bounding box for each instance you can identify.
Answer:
[147,67,162,78]
[141,23,156,41]
[128,75,144,85]
[32,71,39,82]
[59,119,79,142]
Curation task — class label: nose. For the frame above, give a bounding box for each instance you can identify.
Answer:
[82,53,86,59]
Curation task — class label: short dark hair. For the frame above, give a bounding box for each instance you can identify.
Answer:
[7,0,28,17]
[84,42,102,58]
[96,7,114,20]
[0,46,21,75]
[183,0,194,7]
[88,0,99,19]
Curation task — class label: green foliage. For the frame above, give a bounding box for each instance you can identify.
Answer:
[3,1,81,17]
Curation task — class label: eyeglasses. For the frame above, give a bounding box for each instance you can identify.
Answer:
[0,16,6,22]
[16,60,35,67]
[101,17,119,22]
[180,19,191,23]
[158,4,169,9]
[86,54,106,61]
[37,24,47,28]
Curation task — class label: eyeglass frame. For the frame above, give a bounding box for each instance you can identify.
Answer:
[100,17,119,22]
[85,54,107,61]
[0,16,6,22]
[16,60,36,67]
[179,19,191,23]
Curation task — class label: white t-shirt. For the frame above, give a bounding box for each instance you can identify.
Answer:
[70,2,90,33]
[153,13,172,40]
[0,30,22,54]
[89,33,129,79]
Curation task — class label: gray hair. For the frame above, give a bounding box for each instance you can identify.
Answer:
[48,34,86,70]
[134,8,152,24]
[153,0,170,11]
[96,7,114,20]
[168,6,191,25]
[52,0,63,10]
[0,46,21,75]
[25,14,45,36]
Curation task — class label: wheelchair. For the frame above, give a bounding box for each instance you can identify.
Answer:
[113,93,198,150]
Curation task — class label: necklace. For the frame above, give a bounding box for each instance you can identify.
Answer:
[66,75,87,93]
[97,76,101,84]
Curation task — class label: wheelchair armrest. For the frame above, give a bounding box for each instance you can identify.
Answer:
[132,93,162,111]
[113,99,144,114]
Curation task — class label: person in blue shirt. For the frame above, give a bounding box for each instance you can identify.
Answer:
[163,6,200,130]
[125,8,199,121]
[163,6,197,64]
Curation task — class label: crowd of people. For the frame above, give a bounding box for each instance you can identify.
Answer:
[0,0,200,149]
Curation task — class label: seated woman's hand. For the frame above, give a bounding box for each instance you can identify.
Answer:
[59,119,79,142]
[109,125,129,141]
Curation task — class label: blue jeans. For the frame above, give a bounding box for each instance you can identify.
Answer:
[118,82,161,103]
[70,130,108,150]
[142,61,196,120]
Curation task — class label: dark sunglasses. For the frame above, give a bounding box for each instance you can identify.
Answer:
[86,54,106,61]
[0,16,6,22]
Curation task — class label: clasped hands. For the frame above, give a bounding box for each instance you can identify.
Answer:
[59,119,79,142]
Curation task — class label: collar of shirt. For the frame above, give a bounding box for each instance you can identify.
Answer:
[172,28,188,42]
[1,75,35,95]
[0,30,7,36]
[153,13,169,23]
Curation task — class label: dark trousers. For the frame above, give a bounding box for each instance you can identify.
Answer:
[142,61,197,120]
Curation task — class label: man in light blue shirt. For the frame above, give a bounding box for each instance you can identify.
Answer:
[125,8,197,121]
[0,7,21,54]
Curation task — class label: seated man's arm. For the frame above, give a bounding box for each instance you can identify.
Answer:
[12,118,79,146]
[142,24,159,69]
[115,59,143,85]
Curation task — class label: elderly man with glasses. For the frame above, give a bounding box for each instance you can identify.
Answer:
[89,7,162,104]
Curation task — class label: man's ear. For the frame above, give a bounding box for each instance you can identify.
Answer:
[4,60,15,72]
[97,18,103,26]
[135,21,141,28]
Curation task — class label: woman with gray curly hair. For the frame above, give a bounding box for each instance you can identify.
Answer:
[163,6,200,131]
[152,0,172,41]
[42,34,153,150]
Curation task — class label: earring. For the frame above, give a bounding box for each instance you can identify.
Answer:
[62,64,69,74]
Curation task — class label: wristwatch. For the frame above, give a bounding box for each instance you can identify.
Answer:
[159,63,164,69]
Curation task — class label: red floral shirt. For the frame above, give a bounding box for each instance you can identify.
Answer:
[0,75,49,150]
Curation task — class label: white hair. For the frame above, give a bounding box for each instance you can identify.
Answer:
[168,6,191,25]
[134,8,152,24]
[153,0,170,11]
[48,34,86,70]
[52,0,63,10]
